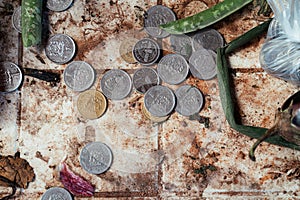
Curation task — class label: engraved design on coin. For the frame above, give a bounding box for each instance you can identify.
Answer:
[175,85,204,116]
[144,85,176,117]
[47,0,73,12]
[133,67,160,94]
[157,54,189,85]
[119,37,138,64]
[192,29,224,52]
[100,69,132,100]
[45,34,76,64]
[12,6,22,33]
[0,62,23,93]
[80,142,113,174]
[170,34,193,60]
[63,61,96,92]
[77,90,107,119]
[41,187,73,200]
[133,38,161,66]
[144,5,176,38]
[189,49,217,80]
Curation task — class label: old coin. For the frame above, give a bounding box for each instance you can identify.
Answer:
[63,61,96,92]
[189,48,217,80]
[45,33,76,64]
[133,67,160,94]
[47,0,73,12]
[133,38,161,66]
[119,37,138,64]
[80,142,113,174]
[157,54,189,85]
[0,62,23,93]
[175,85,204,116]
[41,187,72,200]
[144,85,176,117]
[192,29,224,52]
[170,34,193,60]
[141,99,169,123]
[144,5,176,38]
[77,89,107,119]
[12,6,21,33]
[100,69,132,100]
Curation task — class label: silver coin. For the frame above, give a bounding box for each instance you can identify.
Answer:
[80,142,113,174]
[192,29,224,52]
[157,54,189,85]
[189,49,217,80]
[41,187,72,200]
[63,61,96,92]
[170,34,192,60]
[144,85,176,117]
[133,67,160,94]
[175,85,204,116]
[144,5,176,38]
[0,62,23,93]
[133,38,161,66]
[45,34,76,64]
[12,6,21,33]
[100,69,132,100]
[47,0,73,12]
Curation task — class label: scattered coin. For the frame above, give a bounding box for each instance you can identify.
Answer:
[119,37,138,64]
[133,67,160,94]
[157,54,189,85]
[144,85,176,117]
[192,29,224,52]
[45,33,76,64]
[141,99,169,123]
[175,85,204,116]
[47,0,73,12]
[77,89,107,119]
[41,187,72,200]
[144,5,176,38]
[133,38,161,66]
[63,61,96,92]
[170,34,193,60]
[12,6,21,33]
[100,69,132,100]
[0,62,23,93]
[80,142,113,174]
[189,48,217,80]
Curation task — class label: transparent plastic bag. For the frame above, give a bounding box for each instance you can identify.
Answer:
[260,0,300,85]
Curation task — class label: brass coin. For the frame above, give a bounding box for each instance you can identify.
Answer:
[141,99,169,123]
[77,89,107,119]
[119,38,138,64]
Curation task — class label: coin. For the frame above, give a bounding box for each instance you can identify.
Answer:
[192,29,224,52]
[80,142,113,174]
[12,6,21,33]
[47,0,73,12]
[45,34,76,64]
[144,85,176,117]
[100,69,132,100]
[77,89,107,119]
[157,54,189,85]
[141,99,169,123]
[133,38,161,66]
[144,5,176,38]
[132,67,160,94]
[189,49,217,80]
[170,34,193,60]
[63,61,96,92]
[0,62,23,93]
[175,85,204,116]
[119,37,138,64]
[41,187,72,200]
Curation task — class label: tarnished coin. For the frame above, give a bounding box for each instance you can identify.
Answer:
[133,67,160,94]
[141,100,169,123]
[63,61,96,92]
[45,34,76,64]
[80,142,113,174]
[170,34,192,60]
[12,6,21,33]
[47,0,73,12]
[77,89,107,119]
[100,69,132,100]
[157,54,189,85]
[0,62,23,93]
[41,187,72,200]
[119,37,138,64]
[175,85,204,116]
[144,85,176,117]
[144,5,176,38]
[133,38,161,66]
[189,49,217,80]
[192,29,224,52]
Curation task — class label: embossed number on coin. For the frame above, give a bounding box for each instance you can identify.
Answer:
[133,38,161,66]
[47,0,73,12]
[133,67,160,94]
[41,187,72,200]
[0,62,23,93]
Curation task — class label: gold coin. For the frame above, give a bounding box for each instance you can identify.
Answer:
[141,100,169,123]
[77,89,107,119]
[119,38,138,64]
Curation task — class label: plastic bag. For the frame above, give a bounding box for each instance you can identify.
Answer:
[260,0,300,85]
